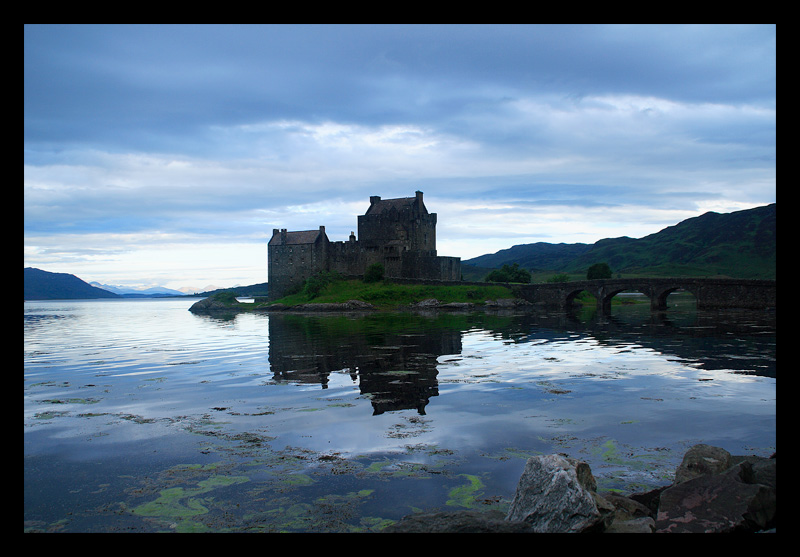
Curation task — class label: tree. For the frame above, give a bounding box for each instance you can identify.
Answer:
[363,262,385,283]
[586,263,612,280]
[485,263,532,283]
[303,271,341,299]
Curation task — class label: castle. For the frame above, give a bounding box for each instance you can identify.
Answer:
[268,191,461,300]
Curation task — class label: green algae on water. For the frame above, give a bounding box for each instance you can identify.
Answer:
[446,474,484,508]
[131,474,249,520]
[132,487,210,519]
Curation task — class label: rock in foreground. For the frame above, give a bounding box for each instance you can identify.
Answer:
[382,510,536,533]
[654,444,776,533]
[505,454,613,532]
[384,445,775,533]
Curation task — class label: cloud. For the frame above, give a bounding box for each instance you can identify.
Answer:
[25,25,775,149]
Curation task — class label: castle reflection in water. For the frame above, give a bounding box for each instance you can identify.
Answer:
[268,312,461,415]
[265,306,775,416]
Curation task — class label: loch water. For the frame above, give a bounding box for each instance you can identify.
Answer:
[24,296,776,532]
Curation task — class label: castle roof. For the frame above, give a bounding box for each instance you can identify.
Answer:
[364,191,428,216]
[365,197,414,215]
[268,229,325,245]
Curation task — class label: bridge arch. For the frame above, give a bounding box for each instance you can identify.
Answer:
[651,285,698,311]
[598,286,653,313]
[564,287,591,308]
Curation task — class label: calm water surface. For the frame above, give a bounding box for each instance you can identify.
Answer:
[24,297,776,532]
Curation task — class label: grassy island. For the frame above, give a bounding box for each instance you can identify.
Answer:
[276,278,516,309]
[193,274,518,313]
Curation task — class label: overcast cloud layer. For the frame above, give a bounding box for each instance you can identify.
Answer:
[24,24,776,291]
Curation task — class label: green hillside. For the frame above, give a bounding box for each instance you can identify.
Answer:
[463,203,775,280]
[24,267,121,300]
[465,242,592,272]
[194,282,269,298]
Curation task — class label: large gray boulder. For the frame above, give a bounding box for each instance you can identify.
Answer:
[674,444,732,483]
[601,493,656,533]
[655,462,776,533]
[505,454,613,533]
[655,445,776,533]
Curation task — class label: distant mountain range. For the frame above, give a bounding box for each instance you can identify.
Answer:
[24,267,268,300]
[463,203,776,280]
[88,282,187,297]
[24,268,192,300]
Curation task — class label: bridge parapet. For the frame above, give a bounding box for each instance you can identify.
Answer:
[516,278,775,312]
[388,276,775,312]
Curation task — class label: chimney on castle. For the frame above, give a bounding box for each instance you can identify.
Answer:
[370,196,381,205]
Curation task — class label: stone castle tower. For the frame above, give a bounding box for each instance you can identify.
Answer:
[268,191,461,299]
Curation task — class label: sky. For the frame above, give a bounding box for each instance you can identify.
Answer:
[24,24,776,292]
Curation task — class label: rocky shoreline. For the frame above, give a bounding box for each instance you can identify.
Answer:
[384,444,776,533]
[189,296,533,314]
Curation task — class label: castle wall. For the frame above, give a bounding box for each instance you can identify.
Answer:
[268,228,329,300]
[357,213,437,254]
[400,253,461,281]
[326,240,364,276]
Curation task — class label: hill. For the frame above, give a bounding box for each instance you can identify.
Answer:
[463,203,775,280]
[463,243,593,280]
[24,268,122,300]
[193,283,269,298]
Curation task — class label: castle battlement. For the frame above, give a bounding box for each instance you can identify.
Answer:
[268,192,461,299]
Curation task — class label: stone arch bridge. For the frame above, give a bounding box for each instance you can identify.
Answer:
[515,278,776,312]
